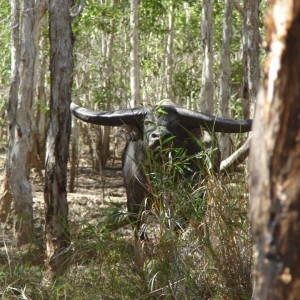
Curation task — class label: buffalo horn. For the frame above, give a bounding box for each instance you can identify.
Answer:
[70,102,147,127]
[165,106,252,133]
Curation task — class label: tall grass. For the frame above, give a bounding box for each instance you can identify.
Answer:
[0,146,252,299]
[137,144,252,299]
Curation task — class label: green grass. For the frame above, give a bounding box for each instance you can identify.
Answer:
[0,148,252,299]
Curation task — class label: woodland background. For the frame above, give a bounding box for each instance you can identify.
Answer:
[0,0,268,299]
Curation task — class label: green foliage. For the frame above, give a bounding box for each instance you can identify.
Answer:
[71,0,268,112]
[0,168,252,299]
[139,0,167,34]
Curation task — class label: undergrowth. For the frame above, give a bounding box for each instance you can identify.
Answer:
[0,146,252,299]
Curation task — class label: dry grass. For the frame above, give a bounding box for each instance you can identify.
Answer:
[0,148,252,299]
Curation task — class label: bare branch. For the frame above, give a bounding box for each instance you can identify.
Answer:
[220,135,251,172]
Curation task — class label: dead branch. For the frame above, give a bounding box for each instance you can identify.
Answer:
[220,135,252,172]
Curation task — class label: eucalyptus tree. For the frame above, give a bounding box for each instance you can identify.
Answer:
[71,0,121,170]
[44,0,73,277]
[199,0,214,114]
[130,0,140,107]
[218,0,233,159]
[0,0,47,246]
[165,2,174,101]
[0,0,20,223]
[0,2,11,139]
[250,1,300,298]
[34,36,49,170]
[242,0,260,119]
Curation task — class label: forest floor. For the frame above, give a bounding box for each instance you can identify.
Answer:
[0,143,253,299]
[0,144,132,252]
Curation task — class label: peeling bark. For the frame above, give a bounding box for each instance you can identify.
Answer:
[242,0,260,119]
[44,0,73,278]
[250,1,300,298]
[129,0,140,107]
[199,0,214,114]
[218,0,233,159]
[165,3,174,101]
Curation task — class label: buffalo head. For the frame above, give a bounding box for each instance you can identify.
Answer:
[71,99,252,145]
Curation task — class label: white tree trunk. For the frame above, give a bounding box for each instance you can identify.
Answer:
[30,1,47,170]
[218,0,233,159]
[35,36,49,169]
[129,0,140,107]
[0,1,47,245]
[199,0,214,114]
[8,0,37,246]
[242,0,260,119]
[165,3,174,101]
[0,0,20,221]
[12,0,36,244]
[99,0,116,168]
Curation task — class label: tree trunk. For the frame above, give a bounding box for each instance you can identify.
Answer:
[1,0,38,246]
[242,0,260,119]
[12,0,37,245]
[69,117,78,193]
[129,0,140,107]
[30,2,48,171]
[250,1,300,298]
[0,0,20,221]
[165,3,174,101]
[96,0,116,169]
[34,36,49,170]
[199,0,214,114]
[44,0,73,278]
[218,0,233,159]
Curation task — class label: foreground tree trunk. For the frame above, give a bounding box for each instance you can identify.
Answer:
[250,1,300,298]
[44,0,73,278]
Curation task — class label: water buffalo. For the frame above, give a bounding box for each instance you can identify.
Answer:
[70,100,252,239]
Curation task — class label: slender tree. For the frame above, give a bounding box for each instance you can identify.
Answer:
[44,0,73,277]
[11,0,36,245]
[129,0,140,107]
[0,0,46,245]
[242,0,260,119]
[250,1,300,298]
[34,36,49,170]
[0,0,20,222]
[96,0,116,169]
[165,2,174,101]
[30,2,48,171]
[199,0,214,113]
[218,0,233,159]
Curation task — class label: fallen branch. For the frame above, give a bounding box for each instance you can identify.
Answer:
[220,135,252,172]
